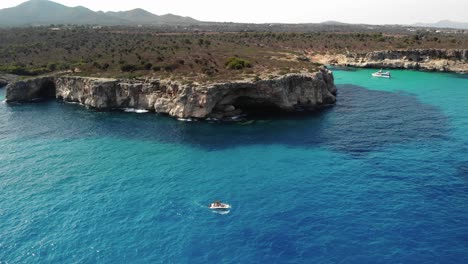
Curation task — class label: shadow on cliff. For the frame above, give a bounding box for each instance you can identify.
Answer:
[2,85,449,156]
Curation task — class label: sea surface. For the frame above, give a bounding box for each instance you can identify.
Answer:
[0,69,467,263]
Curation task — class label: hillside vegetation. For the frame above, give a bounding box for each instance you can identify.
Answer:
[1,26,467,82]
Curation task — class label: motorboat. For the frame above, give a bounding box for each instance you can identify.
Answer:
[372,69,391,78]
[209,201,231,210]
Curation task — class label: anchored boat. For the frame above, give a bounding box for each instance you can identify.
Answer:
[372,69,391,78]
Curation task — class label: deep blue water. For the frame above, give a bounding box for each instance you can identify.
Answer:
[0,69,467,263]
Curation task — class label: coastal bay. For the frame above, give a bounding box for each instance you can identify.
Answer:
[1,69,467,263]
[1,1,468,262]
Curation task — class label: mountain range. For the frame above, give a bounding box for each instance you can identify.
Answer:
[0,0,199,27]
[1,0,467,29]
[414,20,468,30]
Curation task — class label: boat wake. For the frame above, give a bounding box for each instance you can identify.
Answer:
[212,210,230,215]
[194,201,231,215]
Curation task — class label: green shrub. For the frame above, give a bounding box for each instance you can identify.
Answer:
[47,63,57,71]
[163,64,178,72]
[225,57,252,70]
[28,67,50,75]
[0,65,50,76]
[58,63,71,70]
[201,66,218,76]
[121,64,139,72]
[100,63,110,70]
[144,63,153,70]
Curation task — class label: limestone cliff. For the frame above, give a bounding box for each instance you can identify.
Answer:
[6,68,337,119]
[0,74,19,88]
[5,76,55,100]
[314,49,468,73]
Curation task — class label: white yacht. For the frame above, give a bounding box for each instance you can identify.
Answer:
[372,69,391,78]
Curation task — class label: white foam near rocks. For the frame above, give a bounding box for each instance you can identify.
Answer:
[177,118,195,122]
[64,101,86,106]
[122,108,149,114]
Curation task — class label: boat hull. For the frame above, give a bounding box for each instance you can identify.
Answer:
[372,73,391,78]
[209,203,231,210]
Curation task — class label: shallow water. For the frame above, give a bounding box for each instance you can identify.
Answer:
[0,69,467,263]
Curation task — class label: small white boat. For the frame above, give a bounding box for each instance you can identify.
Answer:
[209,201,231,210]
[372,69,391,78]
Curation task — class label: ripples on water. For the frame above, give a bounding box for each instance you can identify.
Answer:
[0,71,467,263]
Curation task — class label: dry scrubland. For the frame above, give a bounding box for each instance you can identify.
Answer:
[1,26,467,82]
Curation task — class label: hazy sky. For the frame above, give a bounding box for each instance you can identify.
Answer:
[1,0,468,24]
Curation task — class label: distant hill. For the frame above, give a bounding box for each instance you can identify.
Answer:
[0,0,200,27]
[105,8,161,24]
[105,9,199,25]
[414,20,468,30]
[320,21,349,26]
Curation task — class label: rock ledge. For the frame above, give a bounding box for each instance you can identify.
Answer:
[314,49,468,73]
[6,68,337,119]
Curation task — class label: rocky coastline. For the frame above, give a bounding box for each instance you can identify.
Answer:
[0,74,18,88]
[314,49,468,73]
[5,68,337,120]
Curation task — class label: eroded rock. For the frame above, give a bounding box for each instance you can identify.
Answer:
[5,77,55,101]
[6,68,337,119]
[0,74,19,88]
[314,49,468,73]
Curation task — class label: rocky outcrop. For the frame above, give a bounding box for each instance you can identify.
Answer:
[6,68,337,119]
[314,49,468,73]
[5,76,55,101]
[0,74,19,88]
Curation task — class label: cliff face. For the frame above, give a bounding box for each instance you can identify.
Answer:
[0,74,19,88]
[5,76,56,101]
[6,68,337,119]
[314,49,468,73]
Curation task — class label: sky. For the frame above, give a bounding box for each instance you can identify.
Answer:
[1,0,468,24]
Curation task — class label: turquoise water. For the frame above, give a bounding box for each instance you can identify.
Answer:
[0,69,467,263]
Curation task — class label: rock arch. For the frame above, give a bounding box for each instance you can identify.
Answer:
[38,79,56,99]
[5,77,56,102]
